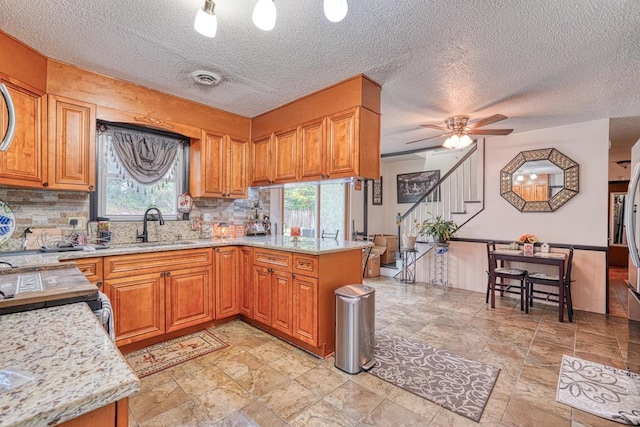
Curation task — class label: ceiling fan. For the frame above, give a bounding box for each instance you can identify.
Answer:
[406,114,514,148]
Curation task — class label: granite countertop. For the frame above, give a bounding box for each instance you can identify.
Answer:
[0,303,139,426]
[0,236,373,266]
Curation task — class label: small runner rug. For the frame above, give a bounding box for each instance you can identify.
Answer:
[557,355,640,425]
[369,333,500,422]
[125,330,228,378]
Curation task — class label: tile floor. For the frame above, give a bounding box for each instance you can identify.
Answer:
[127,276,640,426]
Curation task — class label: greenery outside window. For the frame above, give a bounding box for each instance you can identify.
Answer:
[283,182,347,238]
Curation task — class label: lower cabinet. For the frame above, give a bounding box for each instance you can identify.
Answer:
[215,246,240,319]
[253,265,273,325]
[271,270,293,334]
[292,274,318,345]
[239,247,254,318]
[103,248,214,347]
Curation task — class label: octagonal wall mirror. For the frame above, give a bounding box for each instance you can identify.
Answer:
[500,148,579,212]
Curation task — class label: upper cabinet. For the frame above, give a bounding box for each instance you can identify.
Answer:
[250,75,381,186]
[0,80,46,188]
[190,129,248,198]
[46,94,96,191]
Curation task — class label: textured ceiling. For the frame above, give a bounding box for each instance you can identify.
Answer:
[1,0,640,155]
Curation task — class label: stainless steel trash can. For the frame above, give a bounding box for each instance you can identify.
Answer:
[334,284,375,374]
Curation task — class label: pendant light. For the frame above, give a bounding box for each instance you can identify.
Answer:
[194,0,217,38]
[324,0,348,23]
[253,0,277,31]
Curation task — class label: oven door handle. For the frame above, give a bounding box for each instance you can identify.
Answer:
[0,83,16,152]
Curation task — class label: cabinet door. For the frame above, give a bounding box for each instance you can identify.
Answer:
[47,94,96,191]
[292,275,318,345]
[326,107,357,179]
[0,81,45,187]
[166,266,214,332]
[105,273,165,346]
[197,130,225,197]
[240,247,254,318]
[215,247,240,319]
[251,135,272,186]
[272,127,298,183]
[271,270,293,334]
[63,257,103,288]
[225,136,248,198]
[299,118,326,180]
[253,266,272,324]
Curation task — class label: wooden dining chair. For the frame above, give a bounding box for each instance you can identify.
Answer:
[486,241,528,312]
[526,247,574,322]
[322,230,339,240]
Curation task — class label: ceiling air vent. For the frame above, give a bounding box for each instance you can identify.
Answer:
[192,70,222,86]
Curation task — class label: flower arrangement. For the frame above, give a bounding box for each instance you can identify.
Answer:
[518,233,538,244]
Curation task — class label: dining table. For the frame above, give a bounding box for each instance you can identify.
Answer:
[489,249,568,322]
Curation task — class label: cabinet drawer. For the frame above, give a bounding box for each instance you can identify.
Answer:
[104,248,213,279]
[292,254,318,277]
[63,257,103,286]
[254,249,292,271]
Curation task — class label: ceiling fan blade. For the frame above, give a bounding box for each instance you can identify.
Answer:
[420,124,449,131]
[405,133,450,144]
[468,128,513,136]
[467,114,508,129]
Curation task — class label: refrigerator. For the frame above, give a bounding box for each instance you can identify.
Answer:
[624,138,640,321]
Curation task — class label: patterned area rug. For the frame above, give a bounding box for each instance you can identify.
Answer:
[557,355,640,425]
[369,333,500,422]
[125,330,228,378]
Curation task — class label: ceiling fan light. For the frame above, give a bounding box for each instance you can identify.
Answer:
[253,0,276,31]
[194,0,217,37]
[459,134,473,148]
[324,0,348,22]
[443,134,460,149]
[530,172,537,180]
[516,174,524,182]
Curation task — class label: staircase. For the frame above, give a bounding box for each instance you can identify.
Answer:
[381,139,485,278]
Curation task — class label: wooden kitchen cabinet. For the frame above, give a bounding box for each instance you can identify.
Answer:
[326,107,357,179]
[106,272,165,346]
[190,129,248,198]
[272,126,299,184]
[299,117,326,181]
[239,247,254,318]
[247,248,361,357]
[46,94,96,191]
[271,270,293,334]
[0,79,46,188]
[251,134,272,186]
[215,246,240,319]
[104,248,214,346]
[166,266,214,332]
[292,274,318,345]
[253,265,272,325]
[64,257,103,288]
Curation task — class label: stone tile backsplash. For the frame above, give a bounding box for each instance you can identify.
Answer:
[0,187,270,251]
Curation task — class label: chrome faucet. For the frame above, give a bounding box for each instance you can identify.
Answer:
[137,207,165,243]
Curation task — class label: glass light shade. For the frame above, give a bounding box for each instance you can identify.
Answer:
[253,0,276,31]
[324,0,348,22]
[530,172,538,180]
[194,8,217,37]
[458,134,473,148]
[516,174,524,182]
[443,134,460,149]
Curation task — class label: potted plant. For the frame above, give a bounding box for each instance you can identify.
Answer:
[422,215,458,244]
[401,219,423,249]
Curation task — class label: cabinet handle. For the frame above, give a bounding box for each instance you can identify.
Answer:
[95,281,103,289]
[88,185,94,191]
[42,182,49,187]
[166,271,171,277]
[216,248,219,253]
[268,268,273,273]
[160,272,165,277]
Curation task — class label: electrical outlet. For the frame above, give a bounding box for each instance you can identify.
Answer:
[68,217,85,230]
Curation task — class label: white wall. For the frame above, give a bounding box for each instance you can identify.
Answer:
[461,119,610,246]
